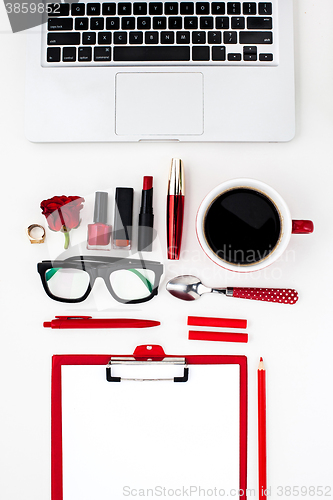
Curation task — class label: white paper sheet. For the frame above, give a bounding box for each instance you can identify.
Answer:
[62,363,240,500]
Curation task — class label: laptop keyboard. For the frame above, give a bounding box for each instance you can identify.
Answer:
[44,1,277,66]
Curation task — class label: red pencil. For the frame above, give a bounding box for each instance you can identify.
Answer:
[258,357,267,500]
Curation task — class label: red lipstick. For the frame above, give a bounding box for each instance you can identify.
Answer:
[143,176,153,191]
[138,176,154,252]
[167,159,185,260]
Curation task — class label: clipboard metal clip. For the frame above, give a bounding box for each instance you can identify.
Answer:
[106,345,189,383]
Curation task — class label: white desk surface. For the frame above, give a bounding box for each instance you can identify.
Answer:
[0,0,332,498]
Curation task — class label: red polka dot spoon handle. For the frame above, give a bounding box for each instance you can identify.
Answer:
[229,287,298,305]
[166,276,299,304]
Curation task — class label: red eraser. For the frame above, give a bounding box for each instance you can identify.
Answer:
[187,316,247,329]
[189,331,248,343]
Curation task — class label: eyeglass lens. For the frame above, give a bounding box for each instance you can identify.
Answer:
[46,268,90,300]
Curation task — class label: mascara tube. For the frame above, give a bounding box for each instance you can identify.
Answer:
[167,159,185,260]
[138,176,154,252]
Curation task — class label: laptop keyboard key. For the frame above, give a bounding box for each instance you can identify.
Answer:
[113,46,190,61]
[216,16,229,28]
[227,2,240,14]
[48,18,73,30]
[208,31,221,44]
[212,45,226,60]
[180,2,194,14]
[87,3,101,15]
[47,47,61,62]
[47,32,80,45]
[63,47,76,61]
[149,2,163,14]
[200,17,214,29]
[258,2,272,15]
[118,2,132,14]
[75,18,89,30]
[184,16,198,29]
[94,46,111,60]
[223,31,237,43]
[196,2,210,14]
[243,45,256,53]
[114,31,128,43]
[98,31,112,44]
[244,52,257,60]
[78,46,92,61]
[239,31,272,43]
[90,17,104,30]
[145,31,159,43]
[169,17,182,29]
[192,31,206,43]
[242,2,256,14]
[247,16,272,29]
[122,17,136,29]
[259,53,273,61]
[153,17,167,29]
[129,31,144,43]
[212,2,225,14]
[231,16,245,29]
[165,2,178,14]
[137,17,151,29]
[134,2,148,14]
[106,17,120,29]
[161,31,175,43]
[192,46,210,60]
[82,32,97,44]
[102,3,117,15]
[71,3,85,15]
[176,31,190,43]
[228,52,241,61]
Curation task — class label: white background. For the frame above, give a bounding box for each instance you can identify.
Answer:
[0,0,332,499]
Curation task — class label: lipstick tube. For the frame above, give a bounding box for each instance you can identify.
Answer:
[138,176,154,252]
[167,159,185,260]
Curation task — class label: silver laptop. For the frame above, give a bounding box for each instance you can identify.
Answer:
[25,0,295,142]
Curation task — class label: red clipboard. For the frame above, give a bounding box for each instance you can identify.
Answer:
[51,345,247,500]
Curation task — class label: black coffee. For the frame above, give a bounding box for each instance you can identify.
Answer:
[204,188,281,265]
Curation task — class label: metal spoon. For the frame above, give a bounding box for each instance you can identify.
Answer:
[166,275,298,304]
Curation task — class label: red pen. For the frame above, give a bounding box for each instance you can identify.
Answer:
[167,158,185,260]
[258,357,267,500]
[43,316,161,329]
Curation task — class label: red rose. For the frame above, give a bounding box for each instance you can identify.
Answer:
[41,195,85,249]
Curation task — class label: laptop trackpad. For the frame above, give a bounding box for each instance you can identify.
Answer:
[115,72,204,136]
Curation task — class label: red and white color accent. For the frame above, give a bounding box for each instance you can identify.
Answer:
[232,287,298,304]
[196,178,314,273]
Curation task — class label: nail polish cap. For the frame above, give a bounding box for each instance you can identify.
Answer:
[93,192,108,224]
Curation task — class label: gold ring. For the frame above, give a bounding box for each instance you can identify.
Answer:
[26,224,46,244]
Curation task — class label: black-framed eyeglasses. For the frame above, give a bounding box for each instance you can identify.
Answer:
[37,255,164,304]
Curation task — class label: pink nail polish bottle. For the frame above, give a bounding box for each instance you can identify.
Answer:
[87,192,112,250]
